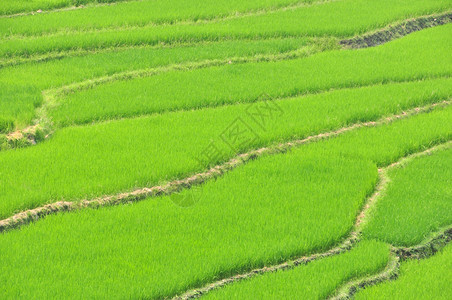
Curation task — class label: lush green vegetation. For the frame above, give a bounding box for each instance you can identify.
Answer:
[1,0,450,56]
[204,241,390,299]
[51,25,452,126]
[0,0,129,16]
[355,243,452,299]
[0,0,315,36]
[0,37,318,129]
[2,1,451,298]
[1,77,450,218]
[0,103,449,298]
[363,147,452,246]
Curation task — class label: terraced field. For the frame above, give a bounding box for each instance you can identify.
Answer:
[1,0,451,299]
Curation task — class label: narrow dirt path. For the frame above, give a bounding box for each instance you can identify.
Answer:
[172,141,452,299]
[3,42,329,146]
[329,143,452,299]
[341,12,451,48]
[2,0,334,36]
[1,101,449,233]
[330,225,452,299]
[3,12,450,147]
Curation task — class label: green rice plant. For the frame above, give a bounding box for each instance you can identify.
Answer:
[0,153,373,298]
[0,117,14,134]
[0,83,41,129]
[302,106,452,168]
[0,0,316,36]
[0,78,450,218]
[0,103,448,299]
[204,240,390,299]
[363,147,452,246]
[0,0,71,15]
[0,37,318,128]
[1,0,450,55]
[0,0,129,16]
[50,25,452,126]
[355,243,452,299]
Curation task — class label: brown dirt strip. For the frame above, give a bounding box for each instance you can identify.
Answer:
[2,10,449,68]
[329,142,452,299]
[330,225,452,300]
[341,12,452,49]
[3,12,451,144]
[329,254,400,300]
[2,41,330,147]
[1,100,448,234]
[172,141,452,299]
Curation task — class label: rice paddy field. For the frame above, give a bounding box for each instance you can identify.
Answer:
[0,0,451,299]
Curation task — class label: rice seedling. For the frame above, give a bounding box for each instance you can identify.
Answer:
[49,25,452,126]
[0,0,317,36]
[0,78,450,218]
[355,243,452,299]
[0,37,318,129]
[2,1,451,298]
[203,240,390,299]
[0,103,448,299]
[1,0,450,56]
[363,147,452,246]
[0,0,128,16]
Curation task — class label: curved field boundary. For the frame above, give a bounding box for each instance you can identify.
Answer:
[329,142,452,299]
[329,254,400,300]
[0,37,327,69]
[3,14,450,144]
[395,226,452,260]
[3,43,324,144]
[341,12,452,48]
[2,11,449,67]
[172,141,452,299]
[330,225,452,299]
[5,74,451,149]
[4,25,450,147]
[0,101,448,233]
[0,0,136,19]
[2,0,332,38]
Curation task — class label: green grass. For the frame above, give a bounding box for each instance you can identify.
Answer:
[0,0,315,36]
[0,103,448,299]
[0,0,129,16]
[2,1,451,298]
[50,25,452,126]
[355,243,452,299]
[1,0,450,56]
[0,83,41,131]
[204,240,390,299]
[363,147,452,246]
[0,77,450,218]
[0,37,318,129]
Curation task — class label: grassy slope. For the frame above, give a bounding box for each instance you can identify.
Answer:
[1,0,450,55]
[0,0,311,31]
[0,0,133,16]
[363,147,452,246]
[0,37,316,129]
[0,104,449,299]
[51,25,452,126]
[204,241,390,299]
[0,78,451,218]
[355,243,452,299]
[0,0,71,15]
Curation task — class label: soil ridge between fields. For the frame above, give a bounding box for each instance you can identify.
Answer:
[329,225,452,299]
[2,13,450,146]
[0,101,449,233]
[172,141,452,299]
